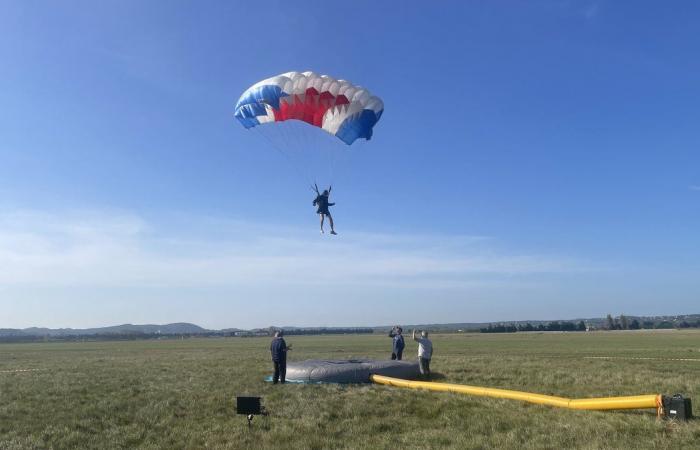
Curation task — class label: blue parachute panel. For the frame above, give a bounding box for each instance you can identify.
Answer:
[334,109,382,145]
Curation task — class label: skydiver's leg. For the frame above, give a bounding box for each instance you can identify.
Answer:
[319,214,324,233]
[328,213,337,235]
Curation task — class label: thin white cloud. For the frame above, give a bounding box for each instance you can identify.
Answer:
[0,209,591,290]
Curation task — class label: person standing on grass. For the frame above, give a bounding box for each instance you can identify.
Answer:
[412,329,433,380]
[270,330,292,384]
[389,326,405,360]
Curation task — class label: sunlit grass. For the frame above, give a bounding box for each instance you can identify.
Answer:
[1,331,698,449]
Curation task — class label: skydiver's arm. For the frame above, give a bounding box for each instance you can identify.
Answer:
[328,203,335,206]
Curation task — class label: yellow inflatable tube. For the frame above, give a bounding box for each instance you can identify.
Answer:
[370,375,661,411]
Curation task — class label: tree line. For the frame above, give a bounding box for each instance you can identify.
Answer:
[605,314,700,330]
[480,321,587,333]
[479,315,700,334]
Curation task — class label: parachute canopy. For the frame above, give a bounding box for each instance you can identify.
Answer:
[235,71,384,145]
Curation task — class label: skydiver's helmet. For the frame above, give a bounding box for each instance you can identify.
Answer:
[322,190,329,196]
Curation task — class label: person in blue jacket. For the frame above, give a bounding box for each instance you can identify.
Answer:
[388,326,405,360]
[270,330,292,384]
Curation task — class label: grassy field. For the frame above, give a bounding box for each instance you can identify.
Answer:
[1,330,698,449]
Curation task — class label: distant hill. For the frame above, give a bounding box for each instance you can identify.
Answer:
[2,314,698,341]
[1,323,209,337]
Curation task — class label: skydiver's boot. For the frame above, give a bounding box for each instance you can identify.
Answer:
[330,230,337,235]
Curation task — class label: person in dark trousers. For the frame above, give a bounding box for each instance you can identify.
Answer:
[312,185,337,235]
[388,326,405,360]
[270,330,292,384]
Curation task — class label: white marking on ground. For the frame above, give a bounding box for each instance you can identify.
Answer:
[0,368,47,374]
[583,356,700,362]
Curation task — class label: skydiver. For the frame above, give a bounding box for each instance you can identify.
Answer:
[312,185,337,235]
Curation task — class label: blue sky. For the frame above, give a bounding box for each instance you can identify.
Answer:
[1,1,698,329]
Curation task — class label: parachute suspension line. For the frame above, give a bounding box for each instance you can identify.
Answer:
[283,120,316,186]
[252,119,350,191]
[347,138,363,179]
[252,126,310,186]
[309,121,325,186]
[251,125,289,167]
[319,128,329,185]
[285,121,304,161]
[288,119,329,189]
[297,121,312,167]
[298,120,314,176]
[330,136,347,185]
[328,137,353,188]
[277,122,314,186]
[293,124,317,187]
[325,131,334,185]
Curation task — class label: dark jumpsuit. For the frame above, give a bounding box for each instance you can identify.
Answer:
[270,337,288,383]
[313,194,334,215]
[389,331,405,360]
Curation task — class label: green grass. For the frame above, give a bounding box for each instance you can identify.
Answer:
[1,330,699,449]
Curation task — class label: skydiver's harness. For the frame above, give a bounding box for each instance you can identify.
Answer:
[311,183,331,196]
[312,183,333,214]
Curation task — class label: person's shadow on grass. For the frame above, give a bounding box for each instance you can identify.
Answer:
[418,372,447,381]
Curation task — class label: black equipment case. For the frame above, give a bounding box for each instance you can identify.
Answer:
[662,394,693,421]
